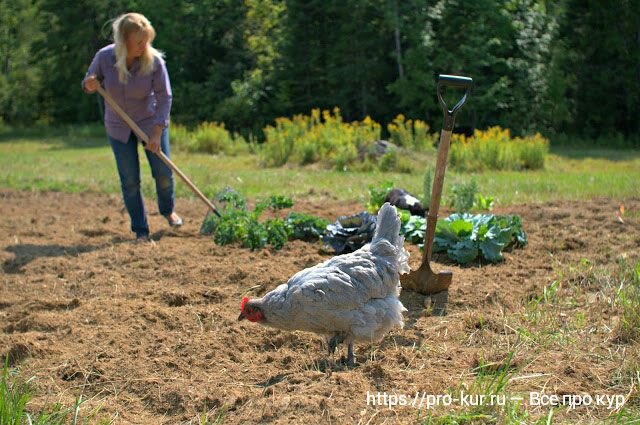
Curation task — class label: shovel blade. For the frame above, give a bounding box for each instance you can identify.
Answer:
[401,261,452,316]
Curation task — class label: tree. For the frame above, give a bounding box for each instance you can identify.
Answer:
[277,0,398,123]
[144,0,250,125]
[0,0,45,123]
[551,0,640,139]
[214,0,286,134]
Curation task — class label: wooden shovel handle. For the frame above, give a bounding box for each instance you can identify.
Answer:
[421,74,473,263]
[422,129,452,262]
[95,85,220,217]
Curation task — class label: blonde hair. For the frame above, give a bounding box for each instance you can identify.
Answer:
[112,13,164,84]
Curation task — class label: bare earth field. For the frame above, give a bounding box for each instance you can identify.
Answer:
[1,189,639,424]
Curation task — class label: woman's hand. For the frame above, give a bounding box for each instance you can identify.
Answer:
[84,75,99,93]
[145,125,163,154]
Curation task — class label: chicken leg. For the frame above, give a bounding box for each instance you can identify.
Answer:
[329,335,355,366]
[328,335,343,354]
[346,343,355,366]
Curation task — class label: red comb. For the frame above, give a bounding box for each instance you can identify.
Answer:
[240,296,249,310]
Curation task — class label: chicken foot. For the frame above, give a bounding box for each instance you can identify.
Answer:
[327,335,344,355]
[327,335,355,366]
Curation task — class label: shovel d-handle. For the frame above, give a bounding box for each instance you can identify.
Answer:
[421,74,473,263]
[437,74,473,131]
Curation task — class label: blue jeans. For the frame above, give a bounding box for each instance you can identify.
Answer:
[109,129,174,237]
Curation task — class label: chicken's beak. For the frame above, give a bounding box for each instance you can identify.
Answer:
[238,311,246,321]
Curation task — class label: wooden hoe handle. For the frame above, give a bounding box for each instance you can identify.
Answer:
[95,85,220,217]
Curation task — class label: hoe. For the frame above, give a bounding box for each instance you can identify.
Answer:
[400,74,473,316]
[95,85,221,219]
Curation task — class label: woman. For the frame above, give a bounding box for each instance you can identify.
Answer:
[83,12,182,242]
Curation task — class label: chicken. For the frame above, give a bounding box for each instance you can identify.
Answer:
[384,188,426,216]
[238,202,409,365]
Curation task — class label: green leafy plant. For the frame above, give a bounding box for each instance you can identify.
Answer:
[285,212,329,241]
[401,215,426,246]
[366,180,394,213]
[241,217,269,250]
[216,187,247,209]
[255,195,294,213]
[264,218,292,250]
[378,150,398,172]
[201,188,326,251]
[473,193,495,211]
[259,108,381,169]
[450,179,478,213]
[433,213,527,264]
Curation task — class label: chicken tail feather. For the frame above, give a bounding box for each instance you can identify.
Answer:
[373,202,401,245]
[372,203,410,275]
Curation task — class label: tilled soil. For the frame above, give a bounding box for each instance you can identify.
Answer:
[1,189,639,423]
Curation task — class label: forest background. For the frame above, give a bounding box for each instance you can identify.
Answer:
[1,0,639,145]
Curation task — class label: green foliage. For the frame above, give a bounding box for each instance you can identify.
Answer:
[171,122,249,156]
[0,358,88,424]
[366,180,394,213]
[450,127,550,172]
[386,115,434,151]
[264,218,292,250]
[259,108,382,170]
[433,213,527,264]
[259,195,294,211]
[3,0,639,146]
[401,215,425,246]
[216,187,248,209]
[474,194,495,212]
[615,260,640,343]
[450,180,478,213]
[552,0,640,139]
[277,0,398,125]
[377,151,397,172]
[422,166,433,207]
[0,358,29,425]
[449,178,497,214]
[200,188,325,250]
[285,212,329,242]
[0,0,44,124]
[213,0,285,134]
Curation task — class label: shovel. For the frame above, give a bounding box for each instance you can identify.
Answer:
[400,74,473,316]
[95,85,221,218]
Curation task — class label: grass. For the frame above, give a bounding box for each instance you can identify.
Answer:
[418,257,640,424]
[0,357,96,424]
[1,126,639,207]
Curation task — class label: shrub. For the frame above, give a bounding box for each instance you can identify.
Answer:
[378,150,398,172]
[170,122,248,155]
[449,126,549,172]
[387,114,434,151]
[169,123,193,150]
[260,108,381,169]
[450,179,478,213]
